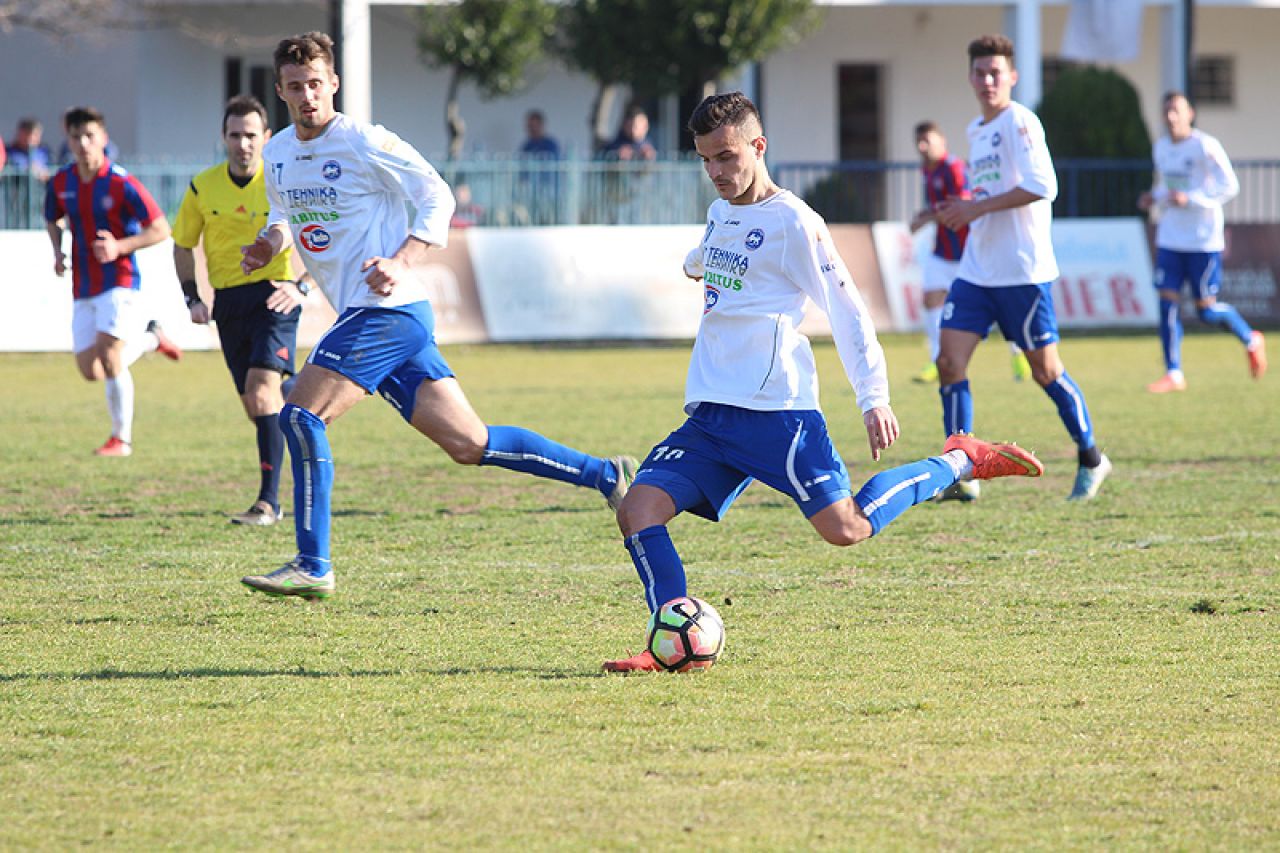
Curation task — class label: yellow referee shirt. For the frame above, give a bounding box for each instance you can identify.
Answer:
[172,162,293,289]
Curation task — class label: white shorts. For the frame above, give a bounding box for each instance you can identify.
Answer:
[922,254,961,294]
[72,288,145,353]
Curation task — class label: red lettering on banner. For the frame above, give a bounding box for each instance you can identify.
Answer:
[1109,275,1140,316]
[903,283,921,323]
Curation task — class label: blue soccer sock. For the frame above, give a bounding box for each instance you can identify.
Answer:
[1158,298,1183,373]
[1043,372,1096,452]
[855,454,965,536]
[254,414,286,511]
[939,379,973,436]
[481,424,616,498]
[1197,302,1253,345]
[625,526,687,613]
[279,403,333,576]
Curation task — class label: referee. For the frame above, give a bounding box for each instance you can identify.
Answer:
[173,95,311,525]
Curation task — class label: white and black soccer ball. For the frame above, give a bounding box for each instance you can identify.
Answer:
[646,596,725,672]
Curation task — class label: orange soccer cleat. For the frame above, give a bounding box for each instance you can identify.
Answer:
[1247,331,1267,379]
[147,320,183,362]
[943,433,1044,480]
[602,649,662,674]
[94,436,132,457]
[1146,373,1187,394]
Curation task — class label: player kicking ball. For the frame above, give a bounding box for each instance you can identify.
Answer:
[603,93,1043,673]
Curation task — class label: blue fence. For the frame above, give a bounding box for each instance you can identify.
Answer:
[5,156,1279,229]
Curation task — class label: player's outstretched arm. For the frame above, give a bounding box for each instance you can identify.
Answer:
[862,406,899,462]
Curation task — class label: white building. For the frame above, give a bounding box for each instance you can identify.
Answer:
[1,0,1276,163]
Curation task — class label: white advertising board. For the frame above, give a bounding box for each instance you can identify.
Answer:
[466,226,706,341]
[873,218,1157,331]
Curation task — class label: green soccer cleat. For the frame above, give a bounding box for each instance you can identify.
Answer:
[241,559,334,599]
[912,362,940,384]
[606,455,639,511]
[1011,350,1032,382]
[931,480,981,502]
[1068,454,1113,502]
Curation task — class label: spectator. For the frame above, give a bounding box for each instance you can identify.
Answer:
[7,118,53,180]
[517,109,560,224]
[601,105,657,162]
[518,109,560,160]
[450,181,485,228]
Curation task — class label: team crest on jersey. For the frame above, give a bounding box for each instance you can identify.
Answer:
[745,228,765,251]
[299,223,332,253]
[704,285,720,314]
[100,197,114,211]
[991,132,1001,147]
[322,160,342,181]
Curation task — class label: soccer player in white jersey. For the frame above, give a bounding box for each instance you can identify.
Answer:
[603,92,1045,673]
[934,35,1111,502]
[238,32,635,599]
[1138,91,1265,392]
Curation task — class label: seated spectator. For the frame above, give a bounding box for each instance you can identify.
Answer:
[450,181,485,228]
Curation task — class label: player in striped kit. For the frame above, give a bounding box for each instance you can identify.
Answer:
[238,33,634,599]
[1138,91,1265,392]
[934,35,1111,503]
[44,106,182,458]
[603,92,1044,673]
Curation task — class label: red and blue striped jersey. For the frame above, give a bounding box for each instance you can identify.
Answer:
[45,161,163,299]
[922,154,970,261]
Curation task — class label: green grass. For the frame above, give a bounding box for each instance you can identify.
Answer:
[1,333,1277,849]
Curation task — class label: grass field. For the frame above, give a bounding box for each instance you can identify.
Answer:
[1,332,1277,849]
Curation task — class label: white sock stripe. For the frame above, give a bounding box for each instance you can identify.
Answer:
[286,407,314,533]
[861,473,931,516]
[785,422,810,502]
[482,449,582,476]
[628,533,657,612]
[1052,375,1090,436]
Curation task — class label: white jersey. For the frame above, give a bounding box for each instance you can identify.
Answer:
[956,101,1060,287]
[263,113,455,314]
[685,190,889,415]
[1150,129,1238,252]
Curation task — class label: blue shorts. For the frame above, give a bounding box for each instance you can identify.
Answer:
[941,279,1059,351]
[633,402,853,522]
[1154,248,1220,301]
[212,281,300,395]
[308,303,454,422]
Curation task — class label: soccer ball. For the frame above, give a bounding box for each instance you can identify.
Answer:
[647,596,725,672]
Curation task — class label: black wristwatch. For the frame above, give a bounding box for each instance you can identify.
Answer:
[181,279,204,309]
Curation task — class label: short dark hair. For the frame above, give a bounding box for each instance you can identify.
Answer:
[63,106,105,132]
[17,117,41,133]
[968,34,1015,68]
[1162,90,1192,109]
[274,31,336,79]
[687,92,762,138]
[914,120,940,137]
[223,94,269,133]
[526,109,545,123]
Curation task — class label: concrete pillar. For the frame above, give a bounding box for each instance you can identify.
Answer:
[1161,0,1189,96]
[1004,0,1043,108]
[341,0,372,123]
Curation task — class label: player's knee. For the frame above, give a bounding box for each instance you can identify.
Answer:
[818,521,868,547]
[935,352,964,384]
[1195,303,1221,324]
[438,431,486,466]
[1030,362,1062,386]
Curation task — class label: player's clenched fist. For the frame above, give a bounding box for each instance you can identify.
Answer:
[361,256,408,296]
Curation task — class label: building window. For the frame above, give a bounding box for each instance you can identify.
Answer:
[1191,56,1234,106]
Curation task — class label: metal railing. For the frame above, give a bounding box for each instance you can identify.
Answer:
[6,156,1279,229]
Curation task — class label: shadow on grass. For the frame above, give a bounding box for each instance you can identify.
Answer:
[0,664,602,682]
